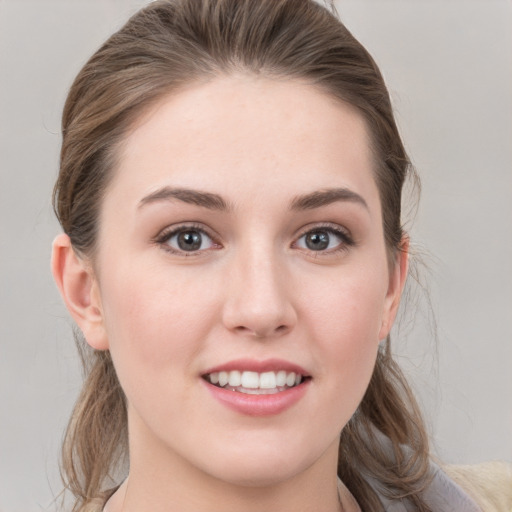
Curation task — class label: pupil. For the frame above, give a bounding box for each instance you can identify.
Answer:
[306,231,329,251]
[178,231,202,251]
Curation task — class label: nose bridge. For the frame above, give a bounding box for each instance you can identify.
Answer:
[222,235,296,338]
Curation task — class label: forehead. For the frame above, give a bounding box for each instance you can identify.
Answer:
[112,75,379,211]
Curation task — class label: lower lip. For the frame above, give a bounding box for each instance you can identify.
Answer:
[202,379,310,417]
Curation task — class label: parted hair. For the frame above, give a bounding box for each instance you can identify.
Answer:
[53,1,432,510]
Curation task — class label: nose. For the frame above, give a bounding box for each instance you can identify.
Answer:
[221,246,297,339]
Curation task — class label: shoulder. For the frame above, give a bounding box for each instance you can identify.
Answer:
[443,461,512,512]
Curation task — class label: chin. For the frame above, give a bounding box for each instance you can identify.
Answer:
[199,442,324,489]
[211,463,302,488]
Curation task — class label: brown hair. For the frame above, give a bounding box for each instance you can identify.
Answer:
[53,1,431,510]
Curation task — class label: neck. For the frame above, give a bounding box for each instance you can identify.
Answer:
[107,413,343,512]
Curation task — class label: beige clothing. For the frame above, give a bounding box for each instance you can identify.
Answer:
[444,461,512,512]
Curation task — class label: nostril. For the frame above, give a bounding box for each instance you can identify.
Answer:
[255,324,290,337]
[233,324,289,338]
[234,326,251,334]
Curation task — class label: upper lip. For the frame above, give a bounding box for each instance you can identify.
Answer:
[202,358,310,377]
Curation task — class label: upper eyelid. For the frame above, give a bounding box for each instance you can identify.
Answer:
[155,222,217,241]
[294,222,352,239]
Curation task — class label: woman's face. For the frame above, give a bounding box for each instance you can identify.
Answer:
[84,76,405,486]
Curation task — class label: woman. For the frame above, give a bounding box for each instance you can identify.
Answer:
[50,1,510,511]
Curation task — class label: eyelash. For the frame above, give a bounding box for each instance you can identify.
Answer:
[153,222,354,256]
[153,223,220,256]
[293,223,355,255]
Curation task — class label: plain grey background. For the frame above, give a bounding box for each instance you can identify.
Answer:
[1,1,511,511]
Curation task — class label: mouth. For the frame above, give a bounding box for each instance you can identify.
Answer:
[201,360,311,416]
[202,370,310,395]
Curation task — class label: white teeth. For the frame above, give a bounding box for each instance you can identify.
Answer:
[276,370,287,387]
[241,371,259,389]
[259,371,276,389]
[286,372,296,387]
[228,370,241,387]
[206,370,305,391]
[218,371,229,387]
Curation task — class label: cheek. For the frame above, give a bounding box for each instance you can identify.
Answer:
[98,261,221,377]
[304,265,388,347]
[301,266,388,406]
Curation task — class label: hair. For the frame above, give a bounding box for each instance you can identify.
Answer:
[53,1,432,510]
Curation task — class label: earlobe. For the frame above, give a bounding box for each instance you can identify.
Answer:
[378,236,409,341]
[51,233,109,350]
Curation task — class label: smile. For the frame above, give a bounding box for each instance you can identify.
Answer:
[201,359,311,415]
[204,370,305,394]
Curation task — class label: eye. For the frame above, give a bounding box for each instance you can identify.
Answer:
[295,226,352,253]
[156,225,218,254]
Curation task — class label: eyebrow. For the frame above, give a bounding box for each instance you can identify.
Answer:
[138,186,367,212]
[290,187,368,211]
[139,187,230,211]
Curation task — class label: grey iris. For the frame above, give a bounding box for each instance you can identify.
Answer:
[178,231,202,251]
[305,231,329,250]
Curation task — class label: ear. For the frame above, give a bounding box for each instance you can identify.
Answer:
[51,233,109,350]
[378,236,409,341]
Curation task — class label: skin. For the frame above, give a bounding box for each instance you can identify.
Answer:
[52,75,408,512]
